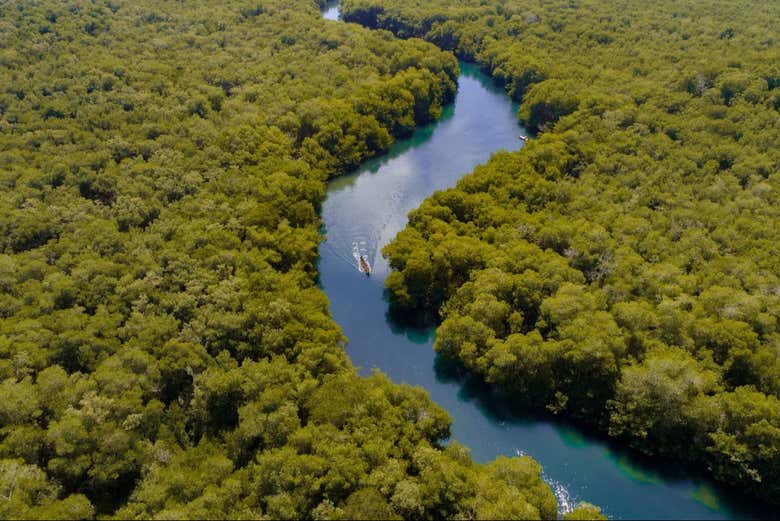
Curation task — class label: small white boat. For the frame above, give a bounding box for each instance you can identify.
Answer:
[359,255,371,275]
[519,135,528,142]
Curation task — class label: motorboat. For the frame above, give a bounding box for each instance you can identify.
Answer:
[359,255,371,275]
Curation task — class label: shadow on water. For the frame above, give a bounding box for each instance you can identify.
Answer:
[384,307,437,345]
[430,353,774,520]
[459,61,509,92]
[381,294,774,519]
[459,61,541,138]
[365,105,455,174]
[317,4,774,516]
[326,103,457,197]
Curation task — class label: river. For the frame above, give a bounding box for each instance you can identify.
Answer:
[318,3,769,519]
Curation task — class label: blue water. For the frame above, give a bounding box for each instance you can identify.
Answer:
[319,5,770,519]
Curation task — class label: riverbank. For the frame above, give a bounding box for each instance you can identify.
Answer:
[320,2,773,519]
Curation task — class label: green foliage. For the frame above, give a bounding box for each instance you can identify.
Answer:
[0,460,94,520]
[0,0,559,518]
[350,0,780,504]
[564,502,607,520]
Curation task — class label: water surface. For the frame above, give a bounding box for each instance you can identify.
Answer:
[319,6,769,520]
[321,0,340,20]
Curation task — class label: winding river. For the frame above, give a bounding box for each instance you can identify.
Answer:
[318,4,769,519]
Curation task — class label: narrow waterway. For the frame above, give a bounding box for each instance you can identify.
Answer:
[321,0,340,20]
[318,4,769,520]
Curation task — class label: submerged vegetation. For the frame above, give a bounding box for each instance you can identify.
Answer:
[0,0,608,518]
[343,0,780,504]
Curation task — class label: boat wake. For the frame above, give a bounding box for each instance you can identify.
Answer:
[353,240,372,274]
[321,225,377,275]
[515,450,578,517]
[548,477,578,517]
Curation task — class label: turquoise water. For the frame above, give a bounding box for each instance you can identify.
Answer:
[319,5,770,519]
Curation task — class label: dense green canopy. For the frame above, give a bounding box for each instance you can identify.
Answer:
[342,0,780,504]
[0,0,606,518]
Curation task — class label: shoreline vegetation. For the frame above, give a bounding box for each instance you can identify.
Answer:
[340,0,780,505]
[0,0,603,518]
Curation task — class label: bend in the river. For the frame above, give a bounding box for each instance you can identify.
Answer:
[318,3,770,519]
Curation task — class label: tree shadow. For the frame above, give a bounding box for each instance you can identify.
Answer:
[383,298,437,345]
[324,102,458,198]
[431,353,774,519]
